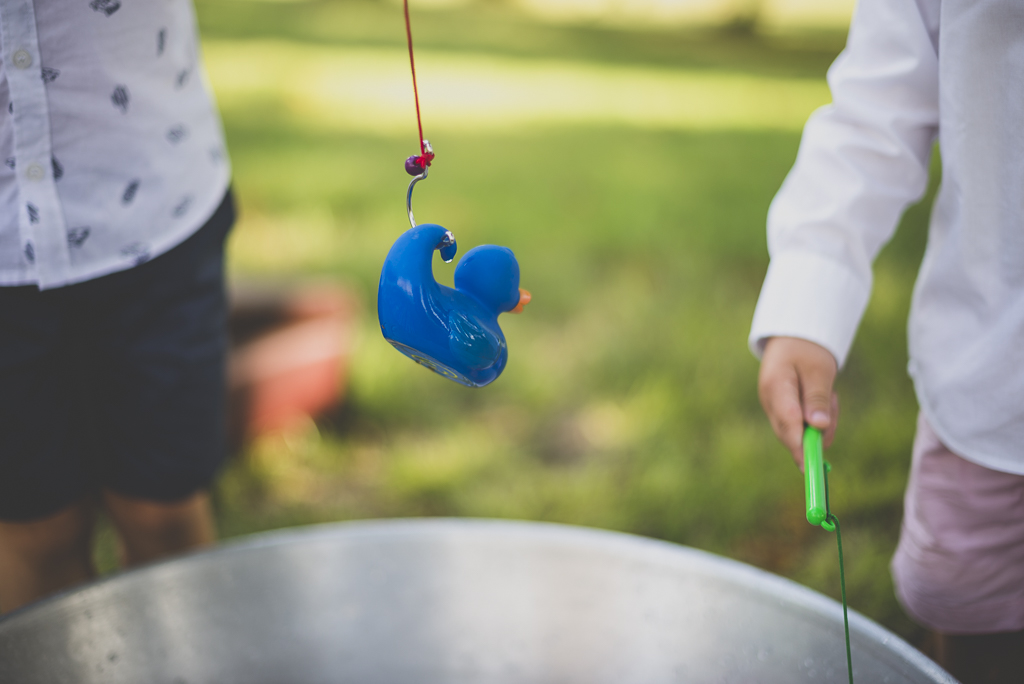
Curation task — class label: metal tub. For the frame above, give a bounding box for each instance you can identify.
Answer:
[0,519,955,683]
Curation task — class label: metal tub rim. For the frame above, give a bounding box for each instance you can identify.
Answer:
[0,518,956,684]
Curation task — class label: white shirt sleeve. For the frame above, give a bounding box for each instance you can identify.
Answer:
[748,0,941,367]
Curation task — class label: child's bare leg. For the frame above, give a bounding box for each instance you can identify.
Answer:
[102,489,215,567]
[0,500,96,613]
[930,629,1024,684]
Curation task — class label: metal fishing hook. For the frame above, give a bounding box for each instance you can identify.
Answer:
[406,140,433,229]
[406,164,428,228]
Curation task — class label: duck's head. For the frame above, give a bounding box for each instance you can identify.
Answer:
[454,245,530,315]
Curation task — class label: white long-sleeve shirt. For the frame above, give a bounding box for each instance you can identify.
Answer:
[0,0,229,290]
[749,0,1024,474]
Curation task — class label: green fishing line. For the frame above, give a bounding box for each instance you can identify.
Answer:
[804,426,854,684]
[824,463,853,684]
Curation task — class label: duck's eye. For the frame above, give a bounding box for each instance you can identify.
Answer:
[436,231,457,263]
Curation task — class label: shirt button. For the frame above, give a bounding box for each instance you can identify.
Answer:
[12,49,32,70]
[25,163,44,180]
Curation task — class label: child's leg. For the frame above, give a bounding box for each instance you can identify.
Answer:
[0,500,96,613]
[928,629,1024,684]
[0,281,102,613]
[0,190,234,613]
[102,490,215,567]
[84,191,234,568]
[892,413,1024,684]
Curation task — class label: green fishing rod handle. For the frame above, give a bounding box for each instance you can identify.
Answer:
[803,425,833,530]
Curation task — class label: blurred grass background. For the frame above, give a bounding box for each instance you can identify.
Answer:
[99,0,936,645]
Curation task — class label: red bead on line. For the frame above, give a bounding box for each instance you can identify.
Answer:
[405,156,425,176]
[404,151,434,176]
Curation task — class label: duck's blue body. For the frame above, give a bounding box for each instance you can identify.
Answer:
[378,223,523,387]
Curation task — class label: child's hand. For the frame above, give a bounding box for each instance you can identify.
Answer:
[758,337,839,470]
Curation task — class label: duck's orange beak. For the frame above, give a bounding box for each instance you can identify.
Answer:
[510,288,531,314]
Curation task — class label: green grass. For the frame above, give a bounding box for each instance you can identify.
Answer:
[167,0,936,644]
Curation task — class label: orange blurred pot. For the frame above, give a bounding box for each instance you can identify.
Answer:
[227,283,358,447]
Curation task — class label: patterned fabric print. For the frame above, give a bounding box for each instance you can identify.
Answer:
[123,179,139,204]
[89,0,120,16]
[67,226,90,247]
[120,242,150,265]
[111,85,129,113]
[166,125,187,144]
[172,196,191,217]
[0,0,231,288]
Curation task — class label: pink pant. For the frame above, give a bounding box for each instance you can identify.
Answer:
[891,413,1024,634]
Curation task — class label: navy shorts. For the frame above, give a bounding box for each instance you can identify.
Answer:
[0,190,235,521]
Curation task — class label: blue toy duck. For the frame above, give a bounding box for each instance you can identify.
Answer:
[378,223,529,387]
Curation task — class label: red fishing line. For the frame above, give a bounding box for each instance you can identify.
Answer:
[404,0,433,174]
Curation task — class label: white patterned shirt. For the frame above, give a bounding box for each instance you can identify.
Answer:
[0,0,230,289]
[749,0,1024,474]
